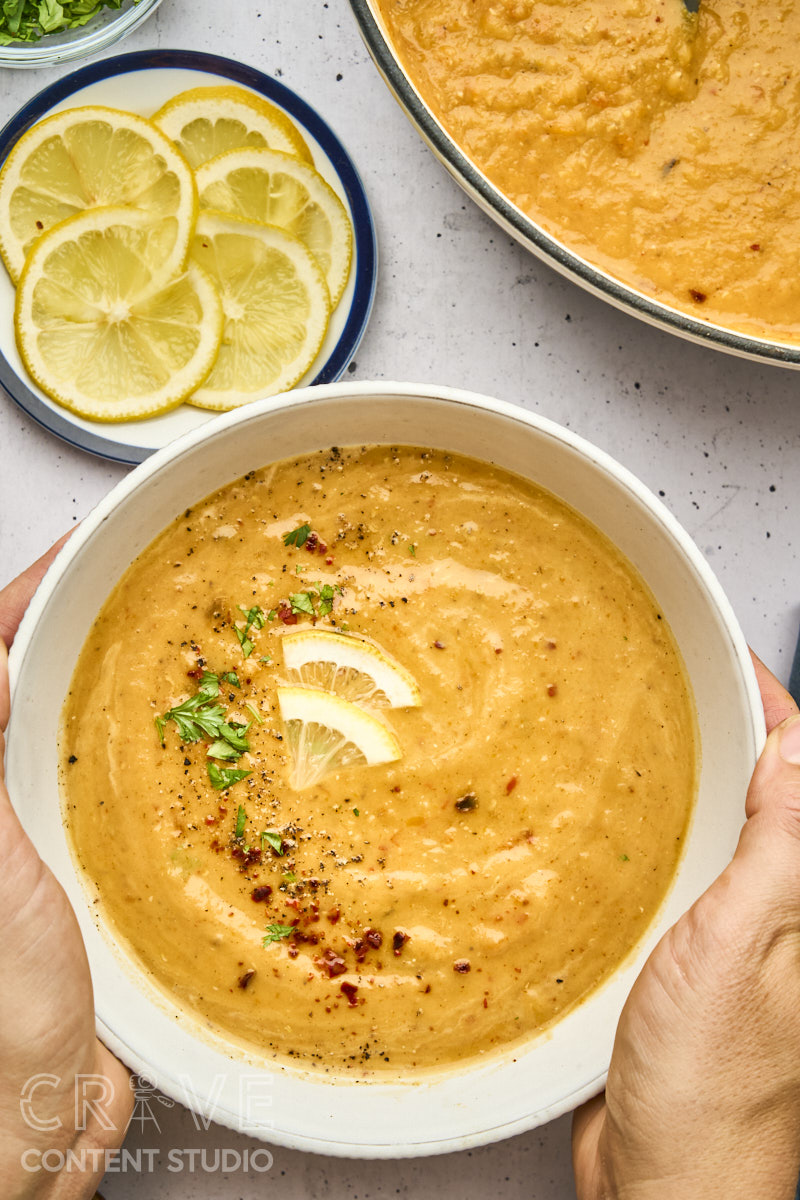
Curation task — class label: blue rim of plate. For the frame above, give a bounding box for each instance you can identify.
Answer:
[0,50,378,465]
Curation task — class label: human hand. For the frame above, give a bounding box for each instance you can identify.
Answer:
[0,540,133,1200]
[572,652,800,1200]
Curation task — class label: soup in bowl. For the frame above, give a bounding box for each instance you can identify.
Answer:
[6,382,763,1155]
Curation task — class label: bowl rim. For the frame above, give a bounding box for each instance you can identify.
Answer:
[347,0,800,369]
[7,381,766,1156]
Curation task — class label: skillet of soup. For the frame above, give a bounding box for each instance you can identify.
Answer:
[374,0,800,344]
[60,445,696,1074]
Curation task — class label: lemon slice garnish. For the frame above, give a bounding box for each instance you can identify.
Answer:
[15,206,223,422]
[195,147,353,306]
[188,210,329,411]
[277,685,402,790]
[0,105,197,285]
[281,629,421,708]
[152,85,313,169]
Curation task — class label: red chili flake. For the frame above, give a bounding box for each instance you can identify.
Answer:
[750,243,761,251]
[494,647,503,654]
[483,996,488,1008]
[218,805,228,816]
[453,959,471,973]
[251,886,273,903]
[547,684,558,697]
[689,289,707,303]
[316,948,348,977]
[506,776,518,794]
[210,838,222,852]
[205,815,217,826]
[392,930,410,956]
[317,541,328,555]
[187,667,203,679]
[391,785,401,793]
[365,928,382,950]
[546,640,557,650]
[288,944,299,959]
[305,531,319,552]
[325,556,334,565]
[433,640,445,650]
[327,906,341,924]
[238,969,256,989]
[340,981,359,1007]
[277,601,299,625]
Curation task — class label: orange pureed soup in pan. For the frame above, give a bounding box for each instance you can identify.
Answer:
[60,445,696,1074]
[376,0,800,343]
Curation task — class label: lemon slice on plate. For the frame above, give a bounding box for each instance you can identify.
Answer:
[15,207,223,422]
[152,85,313,170]
[281,629,421,708]
[0,105,197,285]
[188,210,329,410]
[195,148,352,306]
[277,685,402,790]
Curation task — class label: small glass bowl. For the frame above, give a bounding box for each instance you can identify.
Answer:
[0,0,164,68]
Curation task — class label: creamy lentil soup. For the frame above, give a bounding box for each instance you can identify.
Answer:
[60,446,695,1074]
[376,0,800,342]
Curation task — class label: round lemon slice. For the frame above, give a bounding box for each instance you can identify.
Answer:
[152,85,313,169]
[15,207,223,422]
[0,105,197,285]
[188,211,329,411]
[281,629,421,708]
[195,147,352,306]
[277,685,402,790]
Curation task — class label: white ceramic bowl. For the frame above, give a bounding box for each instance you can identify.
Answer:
[6,382,764,1157]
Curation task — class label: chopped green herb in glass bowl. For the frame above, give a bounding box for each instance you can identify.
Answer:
[0,0,164,67]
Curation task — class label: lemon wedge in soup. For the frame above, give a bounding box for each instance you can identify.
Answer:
[277,686,402,790]
[281,628,421,708]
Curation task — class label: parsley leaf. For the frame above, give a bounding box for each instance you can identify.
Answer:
[263,923,294,946]
[283,523,311,548]
[0,0,124,44]
[207,763,251,791]
[233,605,266,658]
[260,830,284,856]
[235,805,247,838]
[289,591,316,616]
[155,675,227,745]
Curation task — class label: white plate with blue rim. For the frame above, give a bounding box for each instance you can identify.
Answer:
[0,50,378,465]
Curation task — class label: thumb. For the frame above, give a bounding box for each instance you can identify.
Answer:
[738,715,800,908]
[745,715,800,826]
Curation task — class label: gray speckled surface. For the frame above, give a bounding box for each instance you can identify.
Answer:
[0,0,798,1194]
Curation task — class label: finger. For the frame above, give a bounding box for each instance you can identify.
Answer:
[744,714,800,834]
[0,531,72,649]
[750,649,799,734]
[571,1092,606,1199]
[0,639,7,739]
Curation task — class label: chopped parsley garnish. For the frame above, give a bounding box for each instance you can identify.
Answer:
[245,703,264,724]
[408,543,417,556]
[234,605,266,658]
[155,673,227,745]
[259,656,271,665]
[281,871,298,884]
[234,805,247,839]
[288,590,315,616]
[283,523,312,548]
[222,671,240,688]
[353,808,360,817]
[263,923,294,946]
[261,830,284,856]
[207,763,251,791]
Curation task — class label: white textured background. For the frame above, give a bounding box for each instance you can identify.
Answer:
[0,0,798,1195]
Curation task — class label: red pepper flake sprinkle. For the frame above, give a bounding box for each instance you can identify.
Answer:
[392,930,410,956]
[546,640,557,650]
[433,640,446,650]
[453,958,471,973]
[750,243,761,251]
[277,601,299,625]
[251,885,273,903]
[204,815,217,826]
[316,948,347,978]
[340,981,359,1007]
[237,969,256,989]
[547,684,558,697]
[327,906,341,924]
[506,776,518,794]
[689,288,707,303]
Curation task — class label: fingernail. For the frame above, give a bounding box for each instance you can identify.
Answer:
[779,716,800,765]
